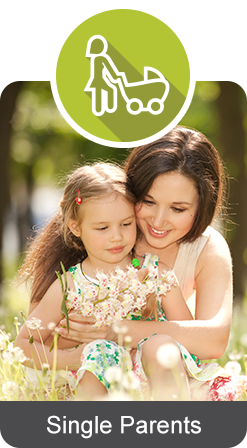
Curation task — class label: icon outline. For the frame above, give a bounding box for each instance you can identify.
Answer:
[84,35,170,116]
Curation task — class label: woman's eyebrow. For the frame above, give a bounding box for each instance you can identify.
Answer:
[144,194,191,204]
[144,194,192,206]
[172,201,192,205]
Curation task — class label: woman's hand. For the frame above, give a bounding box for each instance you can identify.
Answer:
[57,315,109,344]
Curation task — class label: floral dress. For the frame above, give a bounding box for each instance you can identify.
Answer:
[69,254,232,398]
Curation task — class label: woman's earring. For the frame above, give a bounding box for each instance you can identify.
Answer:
[76,190,82,205]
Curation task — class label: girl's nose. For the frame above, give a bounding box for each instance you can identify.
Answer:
[110,228,123,242]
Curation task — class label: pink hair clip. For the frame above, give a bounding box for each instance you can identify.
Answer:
[76,190,82,205]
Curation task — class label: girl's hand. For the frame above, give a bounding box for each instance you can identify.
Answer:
[136,267,149,282]
[57,314,109,344]
[65,343,87,371]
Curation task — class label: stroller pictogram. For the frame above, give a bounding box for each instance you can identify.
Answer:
[85,35,170,117]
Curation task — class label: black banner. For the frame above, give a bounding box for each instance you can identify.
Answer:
[0,402,246,448]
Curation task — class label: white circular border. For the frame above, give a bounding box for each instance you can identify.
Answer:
[49,3,197,148]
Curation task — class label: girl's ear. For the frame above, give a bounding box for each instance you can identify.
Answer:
[68,219,81,238]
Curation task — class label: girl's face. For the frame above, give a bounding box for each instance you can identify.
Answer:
[69,194,136,271]
[136,172,199,250]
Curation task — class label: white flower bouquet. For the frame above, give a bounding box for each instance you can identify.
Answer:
[57,261,177,331]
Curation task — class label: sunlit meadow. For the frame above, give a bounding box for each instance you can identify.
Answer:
[0,264,247,401]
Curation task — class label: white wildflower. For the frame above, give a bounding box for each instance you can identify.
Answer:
[148,266,157,277]
[224,361,242,376]
[122,371,140,390]
[105,366,123,384]
[58,262,178,328]
[14,317,21,327]
[94,320,102,328]
[26,317,44,330]
[115,268,126,281]
[126,265,136,279]
[105,314,115,324]
[122,293,133,305]
[83,302,94,315]
[96,271,108,286]
[228,349,243,361]
[84,285,97,299]
[114,313,123,321]
[135,296,146,308]
[112,322,128,334]
[240,333,247,347]
[3,346,27,364]
[156,343,180,369]
[42,363,51,377]
[145,280,156,294]
[2,381,19,397]
[124,335,132,345]
[47,322,56,331]
[129,279,141,293]
[162,270,178,286]
[0,333,8,350]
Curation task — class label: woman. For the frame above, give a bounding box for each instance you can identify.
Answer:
[58,126,242,400]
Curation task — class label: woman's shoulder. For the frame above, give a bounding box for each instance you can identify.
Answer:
[204,226,230,252]
[197,226,232,270]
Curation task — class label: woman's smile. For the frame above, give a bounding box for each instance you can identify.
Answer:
[136,171,199,250]
[148,224,172,238]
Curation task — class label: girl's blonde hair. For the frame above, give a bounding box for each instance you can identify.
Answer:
[18,162,136,303]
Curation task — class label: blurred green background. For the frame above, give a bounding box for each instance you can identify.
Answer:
[0,81,247,367]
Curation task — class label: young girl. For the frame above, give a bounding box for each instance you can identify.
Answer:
[15,162,193,400]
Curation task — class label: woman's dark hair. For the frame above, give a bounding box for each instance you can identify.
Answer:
[124,126,227,243]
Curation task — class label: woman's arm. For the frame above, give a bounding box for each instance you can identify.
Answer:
[58,231,232,361]
[158,262,193,321]
[120,230,232,359]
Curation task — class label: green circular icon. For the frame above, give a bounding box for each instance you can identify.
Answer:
[54,9,193,147]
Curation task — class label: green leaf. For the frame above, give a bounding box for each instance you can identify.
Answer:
[61,293,69,332]
[56,262,70,332]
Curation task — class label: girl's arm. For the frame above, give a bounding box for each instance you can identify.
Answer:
[17,338,85,371]
[15,274,84,370]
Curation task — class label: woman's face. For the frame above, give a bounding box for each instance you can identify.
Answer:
[135,172,199,250]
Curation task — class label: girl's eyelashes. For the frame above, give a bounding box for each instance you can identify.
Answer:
[95,221,133,230]
[142,199,155,206]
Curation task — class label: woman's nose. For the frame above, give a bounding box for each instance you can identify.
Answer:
[152,208,168,228]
